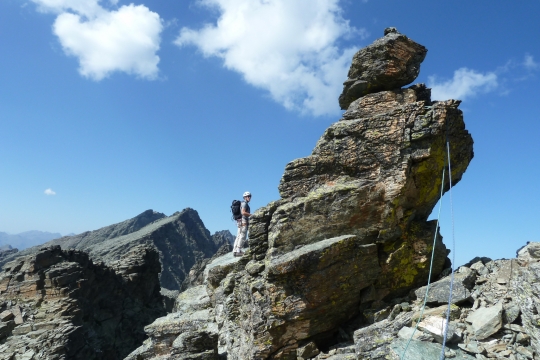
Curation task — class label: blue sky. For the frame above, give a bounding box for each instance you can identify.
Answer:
[1,0,539,266]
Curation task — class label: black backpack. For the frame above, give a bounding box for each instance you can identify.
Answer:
[231,200,242,220]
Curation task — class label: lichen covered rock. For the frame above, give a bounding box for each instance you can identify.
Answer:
[210,75,472,360]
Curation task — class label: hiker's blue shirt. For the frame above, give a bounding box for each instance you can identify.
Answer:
[241,201,250,224]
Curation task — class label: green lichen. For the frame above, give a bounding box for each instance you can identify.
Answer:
[385,240,427,288]
[413,144,446,206]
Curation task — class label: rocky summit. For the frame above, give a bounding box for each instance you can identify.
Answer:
[124,28,479,360]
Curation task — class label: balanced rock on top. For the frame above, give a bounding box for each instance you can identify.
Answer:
[126,28,474,360]
[339,27,428,110]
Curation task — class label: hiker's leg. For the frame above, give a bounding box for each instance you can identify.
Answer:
[238,224,247,250]
[233,221,242,252]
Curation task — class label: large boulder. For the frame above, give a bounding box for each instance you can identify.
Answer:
[465,302,503,340]
[215,67,471,360]
[257,83,472,298]
[241,235,381,357]
[339,27,427,110]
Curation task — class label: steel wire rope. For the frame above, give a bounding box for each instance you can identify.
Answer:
[400,163,446,359]
[401,109,459,359]
[439,139,456,360]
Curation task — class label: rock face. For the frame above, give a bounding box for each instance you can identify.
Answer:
[1,209,232,291]
[83,208,228,291]
[415,266,476,305]
[47,209,166,249]
[136,248,540,359]
[338,27,427,110]
[0,245,166,359]
[128,28,475,360]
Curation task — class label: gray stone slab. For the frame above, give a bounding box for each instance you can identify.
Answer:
[397,326,432,342]
[415,267,476,305]
[203,252,243,282]
[466,302,503,340]
[173,285,211,313]
[268,235,356,272]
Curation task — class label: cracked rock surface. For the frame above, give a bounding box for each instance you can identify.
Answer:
[0,245,166,360]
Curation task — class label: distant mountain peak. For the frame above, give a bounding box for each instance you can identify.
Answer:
[0,231,61,250]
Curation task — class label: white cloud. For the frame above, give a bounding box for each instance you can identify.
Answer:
[428,68,498,101]
[31,0,163,80]
[44,188,56,196]
[175,0,366,116]
[31,0,103,17]
[54,5,162,80]
[524,54,539,71]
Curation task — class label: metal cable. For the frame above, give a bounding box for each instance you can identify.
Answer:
[439,140,456,360]
[400,165,446,359]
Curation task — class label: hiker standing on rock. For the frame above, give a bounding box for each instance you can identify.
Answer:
[233,191,251,256]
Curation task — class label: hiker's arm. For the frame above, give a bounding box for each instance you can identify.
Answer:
[241,208,251,217]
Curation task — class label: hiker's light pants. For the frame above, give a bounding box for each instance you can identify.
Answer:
[234,220,248,252]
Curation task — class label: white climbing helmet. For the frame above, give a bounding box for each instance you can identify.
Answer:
[243,191,251,198]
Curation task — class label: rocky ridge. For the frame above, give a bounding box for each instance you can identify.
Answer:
[0,245,166,359]
[126,28,479,359]
[4,27,535,360]
[0,209,166,267]
[349,242,540,360]
[1,209,232,291]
